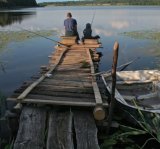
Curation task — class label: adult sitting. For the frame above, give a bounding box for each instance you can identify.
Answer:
[64,12,80,42]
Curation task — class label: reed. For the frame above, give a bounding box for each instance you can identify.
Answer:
[101,100,160,149]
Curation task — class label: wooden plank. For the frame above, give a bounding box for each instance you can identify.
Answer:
[42,78,92,84]
[84,39,99,44]
[60,36,77,45]
[86,48,103,105]
[47,111,74,149]
[55,68,91,73]
[14,106,46,149]
[50,75,92,81]
[26,94,93,102]
[30,90,95,99]
[8,97,108,107]
[52,72,90,77]
[40,81,92,88]
[73,110,100,149]
[35,85,94,93]
[14,85,94,95]
[71,44,102,49]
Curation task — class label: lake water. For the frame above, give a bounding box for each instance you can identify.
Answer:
[0,6,160,95]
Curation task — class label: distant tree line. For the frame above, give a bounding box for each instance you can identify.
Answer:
[38,0,160,6]
[0,0,37,8]
[93,0,160,5]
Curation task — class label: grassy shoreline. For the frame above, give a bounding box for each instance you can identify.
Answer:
[38,1,160,7]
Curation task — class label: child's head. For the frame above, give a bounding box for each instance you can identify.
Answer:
[86,23,91,29]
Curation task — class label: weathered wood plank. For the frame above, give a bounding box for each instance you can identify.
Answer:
[35,85,94,93]
[71,44,102,48]
[14,106,46,149]
[30,90,95,99]
[15,85,93,94]
[73,110,100,149]
[47,110,74,149]
[86,48,103,105]
[40,81,92,88]
[84,39,99,44]
[42,78,92,85]
[26,94,93,102]
[44,75,91,81]
[8,98,110,107]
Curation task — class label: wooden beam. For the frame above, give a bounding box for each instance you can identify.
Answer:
[107,41,119,134]
[8,98,108,107]
[16,48,68,101]
[86,48,106,120]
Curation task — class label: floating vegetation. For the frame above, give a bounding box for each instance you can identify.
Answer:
[121,30,160,66]
[121,30,160,42]
[0,30,57,50]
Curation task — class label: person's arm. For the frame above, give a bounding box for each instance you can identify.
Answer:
[73,19,77,31]
[64,20,66,31]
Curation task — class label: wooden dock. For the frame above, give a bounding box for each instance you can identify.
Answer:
[7,37,108,149]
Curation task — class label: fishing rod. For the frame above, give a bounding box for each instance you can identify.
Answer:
[92,57,140,76]
[91,9,96,26]
[90,0,96,26]
[15,26,68,47]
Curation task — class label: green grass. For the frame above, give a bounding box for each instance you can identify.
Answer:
[0,30,57,50]
[80,60,90,68]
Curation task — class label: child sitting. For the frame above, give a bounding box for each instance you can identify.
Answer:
[82,23,100,42]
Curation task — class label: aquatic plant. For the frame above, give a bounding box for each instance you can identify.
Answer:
[122,30,160,42]
[127,100,160,148]
[0,138,14,149]
[80,60,90,68]
[0,30,57,50]
[101,124,145,149]
[100,99,160,149]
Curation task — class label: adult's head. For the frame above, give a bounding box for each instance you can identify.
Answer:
[67,12,72,18]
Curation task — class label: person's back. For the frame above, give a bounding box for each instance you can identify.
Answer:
[64,13,77,36]
[64,12,79,41]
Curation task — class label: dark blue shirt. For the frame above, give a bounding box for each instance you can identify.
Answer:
[64,18,77,32]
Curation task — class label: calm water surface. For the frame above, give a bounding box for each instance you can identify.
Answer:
[0,6,160,95]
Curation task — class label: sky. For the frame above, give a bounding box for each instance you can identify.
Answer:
[36,0,79,3]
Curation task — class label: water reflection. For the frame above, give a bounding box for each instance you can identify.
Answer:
[0,6,160,96]
[0,11,36,27]
[110,20,129,30]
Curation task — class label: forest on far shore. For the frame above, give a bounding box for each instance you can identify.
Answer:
[38,0,160,6]
[0,0,37,8]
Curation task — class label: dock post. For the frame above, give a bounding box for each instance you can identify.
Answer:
[107,41,119,134]
[93,105,105,121]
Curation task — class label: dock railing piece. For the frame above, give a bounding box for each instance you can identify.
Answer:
[86,48,106,120]
[16,47,68,101]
